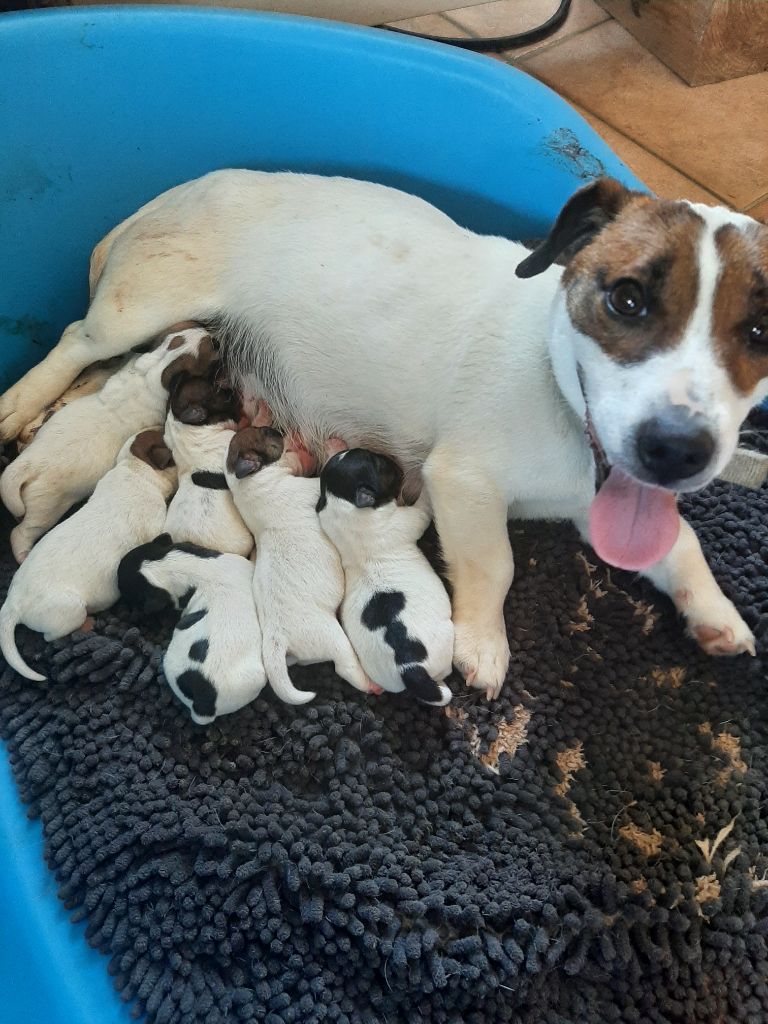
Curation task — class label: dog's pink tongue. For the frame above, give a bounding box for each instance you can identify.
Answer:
[589,467,679,571]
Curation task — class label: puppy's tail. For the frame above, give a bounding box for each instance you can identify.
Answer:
[401,665,452,706]
[0,461,26,520]
[0,598,45,682]
[262,637,316,705]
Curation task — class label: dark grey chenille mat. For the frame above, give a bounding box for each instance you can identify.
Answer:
[1,417,767,1024]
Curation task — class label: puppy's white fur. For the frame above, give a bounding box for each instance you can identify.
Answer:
[164,415,253,556]
[318,483,453,705]
[0,433,176,681]
[17,354,127,452]
[1,172,764,695]
[0,326,208,562]
[131,546,266,724]
[226,448,371,704]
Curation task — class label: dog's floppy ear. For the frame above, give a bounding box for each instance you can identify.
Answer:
[131,430,175,470]
[373,453,404,503]
[149,441,175,470]
[516,178,636,279]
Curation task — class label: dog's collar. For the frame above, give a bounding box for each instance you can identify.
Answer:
[577,365,610,491]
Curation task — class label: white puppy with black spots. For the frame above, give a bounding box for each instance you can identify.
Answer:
[163,367,253,556]
[225,427,375,704]
[0,430,176,681]
[117,536,266,724]
[318,448,453,706]
[0,324,211,563]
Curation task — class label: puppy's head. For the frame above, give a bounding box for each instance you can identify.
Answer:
[129,429,175,471]
[160,331,219,391]
[169,372,240,426]
[517,178,768,569]
[226,427,285,479]
[318,449,403,513]
[117,534,175,614]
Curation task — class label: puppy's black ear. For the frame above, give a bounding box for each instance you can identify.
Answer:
[234,453,263,479]
[355,486,377,508]
[374,454,404,503]
[516,178,637,279]
[153,533,174,547]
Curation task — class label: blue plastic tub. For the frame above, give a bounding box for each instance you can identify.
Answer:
[0,7,640,1021]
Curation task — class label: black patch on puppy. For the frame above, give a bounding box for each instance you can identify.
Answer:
[177,609,207,630]
[191,471,229,490]
[362,590,405,629]
[176,669,217,720]
[362,590,438,704]
[227,427,285,479]
[383,619,428,665]
[400,665,447,704]
[319,449,403,511]
[178,587,196,611]
[188,639,209,663]
[117,535,175,613]
[174,541,221,559]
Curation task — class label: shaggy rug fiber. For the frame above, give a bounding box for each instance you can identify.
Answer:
[1,416,767,1024]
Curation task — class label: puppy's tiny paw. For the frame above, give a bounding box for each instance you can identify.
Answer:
[453,621,509,700]
[686,595,755,657]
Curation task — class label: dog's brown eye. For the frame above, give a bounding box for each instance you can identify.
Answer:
[606,279,646,318]
[747,314,768,349]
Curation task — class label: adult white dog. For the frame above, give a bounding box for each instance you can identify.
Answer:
[1,171,765,696]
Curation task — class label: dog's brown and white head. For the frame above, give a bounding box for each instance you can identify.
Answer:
[518,178,768,569]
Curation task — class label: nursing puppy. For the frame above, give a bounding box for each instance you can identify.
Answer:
[0,430,176,681]
[163,370,253,556]
[318,449,453,706]
[0,324,212,563]
[225,427,373,703]
[3,173,767,697]
[17,354,127,452]
[117,536,266,724]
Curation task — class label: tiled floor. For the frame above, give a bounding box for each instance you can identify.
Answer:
[389,0,768,219]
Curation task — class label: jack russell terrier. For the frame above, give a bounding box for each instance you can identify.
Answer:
[225,427,374,704]
[0,430,176,681]
[1,171,765,698]
[318,448,453,706]
[163,366,254,557]
[117,536,266,724]
[0,324,211,563]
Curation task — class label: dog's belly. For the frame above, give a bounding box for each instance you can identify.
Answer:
[198,172,544,462]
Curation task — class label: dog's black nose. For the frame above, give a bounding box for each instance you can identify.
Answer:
[636,413,715,486]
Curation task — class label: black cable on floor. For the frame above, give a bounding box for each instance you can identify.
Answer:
[380,0,572,52]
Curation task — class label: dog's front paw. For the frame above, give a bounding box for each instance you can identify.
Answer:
[0,387,35,442]
[453,620,510,700]
[678,589,756,657]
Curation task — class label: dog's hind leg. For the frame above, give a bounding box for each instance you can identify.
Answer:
[423,447,514,701]
[642,516,755,657]
[0,253,218,441]
[318,619,373,694]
